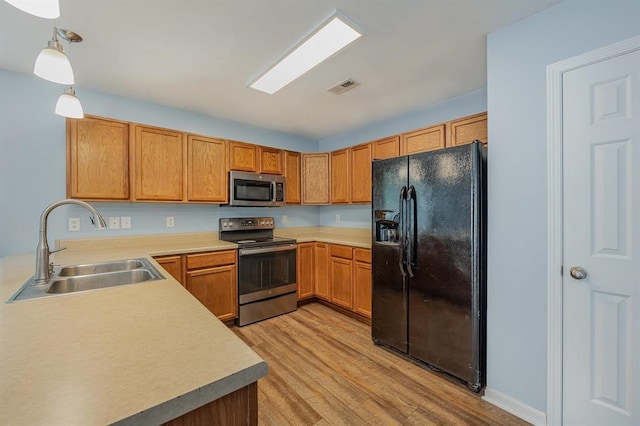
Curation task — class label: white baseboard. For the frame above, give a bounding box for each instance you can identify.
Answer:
[482,387,547,426]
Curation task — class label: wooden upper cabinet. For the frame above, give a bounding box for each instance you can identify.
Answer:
[228,141,258,172]
[284,151,301,204]
[330,148,350,204]
[132,124,185,201]
[67,116,130,200]
[187,135,227,203]
[372,135,400,160]
[302,153,330,204]
[446,112,488,147]
[401,124,445,155]
[259,146,283,175]
[350,143,372,204]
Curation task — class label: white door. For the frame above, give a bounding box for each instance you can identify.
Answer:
[562,50,640,425]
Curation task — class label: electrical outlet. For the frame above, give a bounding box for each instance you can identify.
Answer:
[282,215,288,224]
[166,216,175,228]
[109,217,120,230]
[121,216,131,229]
[69,218,80,232]
[335,214,341,223]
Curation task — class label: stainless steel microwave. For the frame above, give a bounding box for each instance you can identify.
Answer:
[227,171,285,207]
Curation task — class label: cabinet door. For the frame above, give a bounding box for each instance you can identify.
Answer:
[372,136,400,160]
[67,116,130,200]
[259,146,283,175]
[401,124,445,155]
[353,249,371,318]
[132,125,185,201]
[297,243,315,300]
[350,143,372,203]
[186,265,237,321]
[314,242,330,300]
[330,148,350,204]
[187,135,227,202]
[446,112,488,147]
[228,140,257,172]
[154,255,185,286]
[284,151,301,204]
[302,153,330,204]
[330,256,353,310]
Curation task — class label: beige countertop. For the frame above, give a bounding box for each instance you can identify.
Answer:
[0,247,266,425]
[0,227,369,424]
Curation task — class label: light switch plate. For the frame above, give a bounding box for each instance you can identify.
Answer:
[282,215,288,224]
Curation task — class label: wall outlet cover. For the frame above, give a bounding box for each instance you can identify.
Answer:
[109,217,120,230]
[121,216,131,229]
[166,216,175,228]
[69,218,80,232]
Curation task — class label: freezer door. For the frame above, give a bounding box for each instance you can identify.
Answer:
[371,156,409,353]
[407,143,485,389]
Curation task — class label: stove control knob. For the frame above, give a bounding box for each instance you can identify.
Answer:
[222,221,228,228]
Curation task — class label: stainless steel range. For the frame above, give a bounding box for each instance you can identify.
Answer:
[219,217,297,326]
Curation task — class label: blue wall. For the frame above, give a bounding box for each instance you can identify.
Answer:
[0,70,317,257]
[486,0,640,412]
[318,88,487,229]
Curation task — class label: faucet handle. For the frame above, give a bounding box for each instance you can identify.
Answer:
[50,246,67,254]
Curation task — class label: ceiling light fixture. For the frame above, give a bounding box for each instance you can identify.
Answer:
[250,12,363,95]
[55,86,84,118]
[34,27,82,85]
[3,0,59,19]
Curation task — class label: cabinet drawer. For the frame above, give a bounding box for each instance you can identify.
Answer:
[354,248,371,263]
[186,250,236,270]
[330,244,353,259]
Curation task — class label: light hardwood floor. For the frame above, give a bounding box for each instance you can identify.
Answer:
[232,303,528,425]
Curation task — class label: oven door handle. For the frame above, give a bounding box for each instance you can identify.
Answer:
[239,243,297,256]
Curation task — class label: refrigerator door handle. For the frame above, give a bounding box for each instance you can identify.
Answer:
[406,185,416,278]
[398,186,407,277]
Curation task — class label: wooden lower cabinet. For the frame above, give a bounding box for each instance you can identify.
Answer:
[162,382,257,426]
[329,244,354,309]
[314,242,330,300]
[185,250,238,321]
[353,248,372,318]
[297,243,315,300]
[154,255,185,285]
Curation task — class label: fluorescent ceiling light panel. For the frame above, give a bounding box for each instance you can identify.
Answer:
[250,15,362,94]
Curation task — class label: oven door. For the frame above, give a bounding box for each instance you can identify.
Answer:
[238,244,297,304]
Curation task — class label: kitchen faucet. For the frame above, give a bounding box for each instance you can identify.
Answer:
[34,199,107,283]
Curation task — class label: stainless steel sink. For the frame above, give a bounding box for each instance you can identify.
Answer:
[58,259,147,276]
[7,258,165,302]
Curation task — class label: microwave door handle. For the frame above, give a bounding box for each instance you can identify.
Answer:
[271,181,276,203]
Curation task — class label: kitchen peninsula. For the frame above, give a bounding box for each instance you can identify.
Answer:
[0,227,369,424]
[0,239,266,425]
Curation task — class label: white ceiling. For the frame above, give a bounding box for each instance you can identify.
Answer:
[0,0,561,140]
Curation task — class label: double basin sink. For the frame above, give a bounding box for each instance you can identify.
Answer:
[8,258,165,302]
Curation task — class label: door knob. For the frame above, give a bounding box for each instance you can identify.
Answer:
[569,266,588,280]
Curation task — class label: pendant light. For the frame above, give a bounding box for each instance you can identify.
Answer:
[55,86,83,118]
[3,0,60,19]
[34,27,74,84]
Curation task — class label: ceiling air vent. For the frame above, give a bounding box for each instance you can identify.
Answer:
[327,78,360,95]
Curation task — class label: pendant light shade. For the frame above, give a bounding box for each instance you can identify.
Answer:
[55,86,83,118]
[4,0,60,19]
[34,35,74,85]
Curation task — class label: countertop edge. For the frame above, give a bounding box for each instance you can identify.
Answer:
[113,361,268,425]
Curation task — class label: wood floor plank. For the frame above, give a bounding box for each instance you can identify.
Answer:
[232,303,529,426]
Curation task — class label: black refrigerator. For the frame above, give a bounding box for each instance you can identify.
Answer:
[371,141,486,392]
